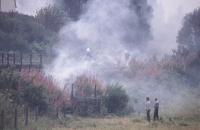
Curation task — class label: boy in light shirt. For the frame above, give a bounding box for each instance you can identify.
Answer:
[145,97,151,122]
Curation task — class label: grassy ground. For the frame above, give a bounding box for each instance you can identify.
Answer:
[19,116,200,130]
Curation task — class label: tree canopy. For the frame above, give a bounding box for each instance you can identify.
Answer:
[36,5,68,32]
[0,12,55,53]
[177,8,200,53]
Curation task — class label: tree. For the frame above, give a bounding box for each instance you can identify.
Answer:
[22,84,49,112]
[177,8,200,53]
[174,8,200,87]
[57,0,88,20]
[105,84,129,115]
[0,12,54,52]
[36,5,68,32]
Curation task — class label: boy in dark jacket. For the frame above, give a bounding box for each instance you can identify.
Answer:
[153,98,159,121]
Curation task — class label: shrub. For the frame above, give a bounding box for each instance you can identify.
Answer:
[105,84,129,115]
[0,69,69,115]
[73,74,105,97]
[22,84,49,112]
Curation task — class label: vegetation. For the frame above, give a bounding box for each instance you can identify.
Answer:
[105,84,129,115]
[0,12,56,53]
[0,69,68,115]
[177,8,200,53]
[9,116,200,130]
[73,75,105,97]
[59,0,88,20]
[0,2,200,130]
[174,7,200,87]
[36,5,68,32]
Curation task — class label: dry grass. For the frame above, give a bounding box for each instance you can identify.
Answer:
[50,117,200,130]
[16,115,200,130]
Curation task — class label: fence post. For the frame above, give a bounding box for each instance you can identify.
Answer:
[29,53,32,72]
[35,107,38,122]
[14,108,18,130]
[1,110,5,130]
[13,53,16,65]
[25,107,29,126]
[1,53,4,64]
[39,54,42,70]
[71,84,74,100]
[98,97,102,114]
[94,85,97,98]
[7,52,9,65]
[56,107,59,119]
[20,53,23,71]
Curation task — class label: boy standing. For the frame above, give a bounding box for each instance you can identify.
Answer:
[145,97,151,122]
[153,98,159,121]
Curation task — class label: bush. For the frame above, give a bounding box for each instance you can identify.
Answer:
[0,69,64,115]
[105,84,129,115]
[73,74,105,97]
[22,84,49,112]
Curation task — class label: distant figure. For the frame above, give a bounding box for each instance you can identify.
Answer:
[85,47,92,59]
[153,98,159,121]
[145,97,151,122]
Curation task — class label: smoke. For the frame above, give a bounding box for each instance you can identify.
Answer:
[148,0,200,55]
[17,0,53,15]
[44,0,200,115]
[46,0,152,83]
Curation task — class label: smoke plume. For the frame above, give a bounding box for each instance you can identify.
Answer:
[46,0,152,83]
[148,0,200,55]
[42,0,200,115]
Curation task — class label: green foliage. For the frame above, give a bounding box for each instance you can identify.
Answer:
[22,84,49,112]
[0,70,49,113]
[36,5,68,32]
[0,69,23,105]
[0,12,55,52]
[105,84,129,115]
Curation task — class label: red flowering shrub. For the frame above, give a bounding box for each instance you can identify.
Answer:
[73,74,106,97]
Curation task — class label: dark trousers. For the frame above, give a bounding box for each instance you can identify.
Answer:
[153,108,159,121]
[146,110,151,122]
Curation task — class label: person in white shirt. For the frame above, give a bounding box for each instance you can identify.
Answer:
[153,98,159,121]
[145,97,151,122]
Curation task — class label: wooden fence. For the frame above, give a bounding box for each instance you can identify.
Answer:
[71,85,103,116]
[0,52,103,129]
[0,106,39,130]
[0,52,43,71]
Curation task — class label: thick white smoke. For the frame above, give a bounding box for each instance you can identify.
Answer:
[148,0,200,54]
[45,0,200,115]
[16,0,200,115]
[46,0,149,85]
